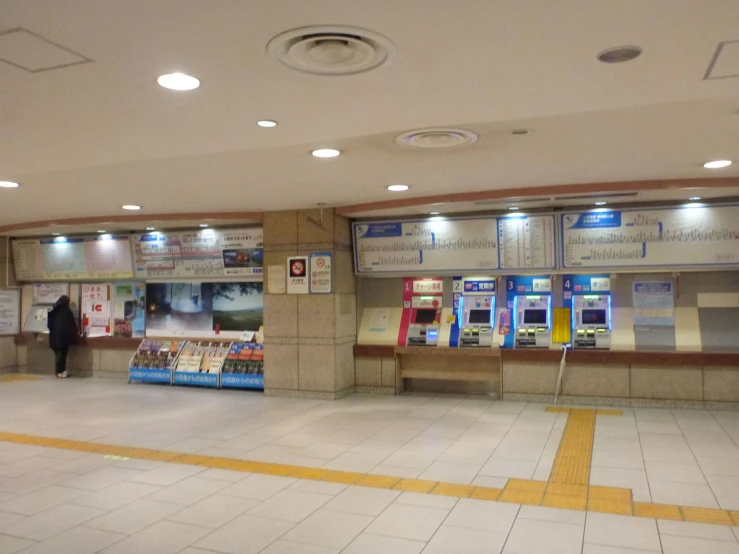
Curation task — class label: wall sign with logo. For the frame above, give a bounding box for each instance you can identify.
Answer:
[33,283,69,305]
[633,281,674,326]
[0,290,20,336]
[309,252,332,294]
[82,284,112,337]
[287,256,309,294]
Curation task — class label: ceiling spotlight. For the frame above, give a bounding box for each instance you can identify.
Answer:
[157,73,200,91]
[594,201,607,206]
[703,160,732,169]
[54,236,67,242]
[0,181,20,188]
[387,185,409,192]
[597,46,642,63]
[146,227,156,231]
[52,233,60,236]
[688,196,702,201]
[199,224,208,228]
[511,129,529,136]
[430,212,440,215]
[97,230,106,233]
[311,148,341,158]
[509,206,520,211]
[122,205,141,211]
[257,120,278,128]
[685,202,704,208]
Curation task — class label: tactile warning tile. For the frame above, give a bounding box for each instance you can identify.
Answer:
[142,450,183,462]
[543,494,587,511]
[596,409,623,416]
[357,475,400,489]
[471,487,502,501]
[430,483,476,498]
[499,489,544,505]
[256,464,298,476]
[290,467,329,480]
[505,479,547,494]
[634,502,682,521]
[681,507,733,526]
[170,454,214,466]
[589,486,632,502]
[588,497,633,515]
[730,511,739,526]
[322,471,364,485]
[394,479,437,493]
[547,483,587,497]
[549,409,596,487]
[0,375,37,382]
[545,407,571,413]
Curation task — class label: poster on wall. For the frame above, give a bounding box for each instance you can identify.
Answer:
[13,236,133,281]
[561,204,739,270]
[113,282,146,338]
[633,281,674,326]
[287,256,309,294]
[81,284,111,337]
[353,217,500,274]
[309,252,332,294]
[0,290,21,335]
[145,282,263,339]
[132,228,263,279]
[33,283,69,305]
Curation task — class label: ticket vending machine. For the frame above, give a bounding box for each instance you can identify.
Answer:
[506,276,552,349]
[564,275,612,349]
[404,278,443,347]
[456,278,496,347]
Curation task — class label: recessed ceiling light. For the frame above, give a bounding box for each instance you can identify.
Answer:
[199,224,208,228]
[157,72,200,91]
[257,120,278,128]
[97,230,106,233]
[311,148,341,158]
[100,234,112,240]
[689,196,702,201]
[685,202,704,208]
[703,160,732,169]
[0,181,20,188]
[430,212,440,215]
[387,185,409,192]
[54,236,67,242]
[52,233,60,236]
[594,201,607,206]
[597,46,642,63]
[122,205,141,211]
[509,206,520,211]
[146,227,156,231]
[429,216,444,221]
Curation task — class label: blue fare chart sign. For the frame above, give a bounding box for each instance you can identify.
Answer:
[221,374,264,389]
[633,281,674,326]
[173,372,219,388]
[562,212,622,229]
[129,368,172,384]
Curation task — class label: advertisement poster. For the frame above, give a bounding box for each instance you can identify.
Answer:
[33,283,69,305]
[633,281,674,326]
[497,308,511,335]
[287,256,309,294]
[146,282,263,339]
[309,252,332,294]
[113,282,146,338]
[0,290,20,335]
[132,228,263,279]
[81,284,111,337]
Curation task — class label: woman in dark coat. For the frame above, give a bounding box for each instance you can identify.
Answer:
[47,295,77,378]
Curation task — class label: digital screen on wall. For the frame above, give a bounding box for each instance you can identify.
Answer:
[581,309,607,325]
[523,309,547,325]
[145,282,263,339]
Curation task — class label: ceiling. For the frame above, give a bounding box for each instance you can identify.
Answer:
[1,0,738,229]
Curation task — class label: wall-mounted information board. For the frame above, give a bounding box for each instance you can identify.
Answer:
[561,205,739,270]
[13,236,133,281]
[352,215,555,274]
[131,228,263,279]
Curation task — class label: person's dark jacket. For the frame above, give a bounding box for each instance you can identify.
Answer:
[47,296,77,350]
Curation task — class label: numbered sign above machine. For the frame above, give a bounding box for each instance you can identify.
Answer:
[453,277,496,347]
[563,275,612,349]
[506,276,552,348]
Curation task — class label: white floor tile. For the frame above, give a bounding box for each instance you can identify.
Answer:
[220,474,296,500]
[503,518,584,553]
[324,485,400,516]
[195,514,294,554]
[0,503,104,541]
[195,468,249,483]
[582,545,659,554]
[343,533,425,554]
[649,480,718,508]
[61,467,143,491]
[594,437,643,455]
[438,445,495,465]
[163,437,221,452]
[0,533,35,553]
[444,498,519,533]
[69,481,162,510]
[645,461,707,484]
[418,461,481,484]
[248,490,331,522]
[20,525,125,554]
[589,467,651,502]
[471,476,509,489]
[479,458,537,479]
[0,456,63,478]
[637,422,683,435]
[394,491,458,510]
[371,465,424,479]
[661,535,739,554]
[517,505,586,526]
[422,526,507,554]
[658,519,737,541]
[128,464,206,487]
[102,520,212,554]
[282,509,373,550]
[146,476,228,505]
[717,496,739,510]
[366,504,449,541]
[168,494,260,528]
[86,498,183,535]
[591,450,645,470]
[641,445,696,464]
[296,442,351,460]
[0,469,77,495]
[287,480,347,496]
[259,540,339,554]
[0,485,86,516]
[584,513,661,552]
[322,452,385,473]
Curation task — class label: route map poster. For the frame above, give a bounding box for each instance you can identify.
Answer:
[561,205,739,270]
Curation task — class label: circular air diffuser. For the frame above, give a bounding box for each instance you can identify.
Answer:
[267,25,395,75]
[395,128,479,149]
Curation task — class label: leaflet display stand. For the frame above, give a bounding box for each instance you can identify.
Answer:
[220,343,264,389]
[129,340,184,384]
[173,341,231,388]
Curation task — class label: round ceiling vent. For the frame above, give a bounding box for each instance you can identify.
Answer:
[395,128,479,149]
[266,25,395,75]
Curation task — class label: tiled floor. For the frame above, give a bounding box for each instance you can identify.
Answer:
[2,379,739,552]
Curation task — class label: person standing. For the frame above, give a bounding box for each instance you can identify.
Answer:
[47,295,77,378]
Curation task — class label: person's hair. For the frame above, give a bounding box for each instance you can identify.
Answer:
[56,295,71,308]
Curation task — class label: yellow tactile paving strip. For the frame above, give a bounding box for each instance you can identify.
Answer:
[0,406,736,526]
[0,375,38,382]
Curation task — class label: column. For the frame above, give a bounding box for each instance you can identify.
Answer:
[262,208,357,399]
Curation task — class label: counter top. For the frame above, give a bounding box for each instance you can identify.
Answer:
[15,334,141,349]
[396,346,501,357]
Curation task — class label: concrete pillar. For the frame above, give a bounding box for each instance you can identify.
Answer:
[262,208,357,399]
